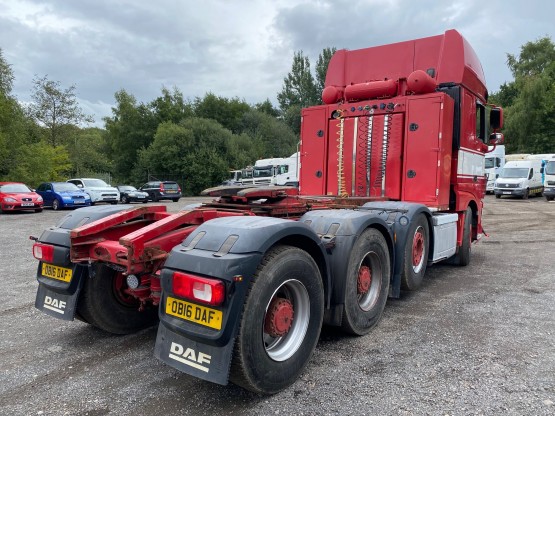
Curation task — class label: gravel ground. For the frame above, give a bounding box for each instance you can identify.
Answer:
[0,195,554,415]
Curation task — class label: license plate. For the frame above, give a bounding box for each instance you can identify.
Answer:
[166,296,223,330]
[74,200,85,204]
[21,202,34,206]
[502,191,512,194]
[41,263,73,283]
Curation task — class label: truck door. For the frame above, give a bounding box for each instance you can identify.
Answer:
[402,94,454,207]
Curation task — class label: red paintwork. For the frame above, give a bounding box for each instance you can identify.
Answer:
[324,29,487,103]
[357,266,372,295]
[264,298,294,337]
[412,230,425,267]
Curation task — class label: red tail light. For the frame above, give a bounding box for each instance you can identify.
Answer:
[160,183,165,192]
[172,272,225,306]
[33,243,54,262]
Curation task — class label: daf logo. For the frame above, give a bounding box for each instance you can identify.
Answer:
[44,295,66,314]
[169,342,212,373]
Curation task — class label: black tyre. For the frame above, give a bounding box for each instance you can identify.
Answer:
[172,198,179,202]
[401,214,429,291]
[523,189,529,199]
[455,206,472,266]
[495,194,501,199]
[341,228,390,336]
[77,264,158,334]
[230,245,324,394]
[121,195,128,204]
[52,199,61,211]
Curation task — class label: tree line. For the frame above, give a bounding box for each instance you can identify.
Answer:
[0,46,334,195]
[1,38,554,194]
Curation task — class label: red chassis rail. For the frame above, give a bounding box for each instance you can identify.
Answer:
[67,187,385,306]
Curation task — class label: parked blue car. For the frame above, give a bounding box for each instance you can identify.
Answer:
[36,182,92,210]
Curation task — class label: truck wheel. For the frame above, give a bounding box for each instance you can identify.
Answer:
[455,206,472,267]
[341,228,390,335]
[230,245,324,394]
[401,214,429,291]
[77,264,158,334]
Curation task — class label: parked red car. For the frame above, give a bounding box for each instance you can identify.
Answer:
[0,182,44,213]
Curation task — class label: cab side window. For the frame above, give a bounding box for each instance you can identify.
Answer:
[476,102,487,143]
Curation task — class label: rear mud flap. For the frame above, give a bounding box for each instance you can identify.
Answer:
[35,283,81,321]
[154,321,235,386]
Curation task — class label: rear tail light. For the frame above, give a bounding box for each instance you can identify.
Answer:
[160,183,165,192]
[33,243,54,262]
[172,272,225,306]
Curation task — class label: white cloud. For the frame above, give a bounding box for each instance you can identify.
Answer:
[0,0,554,124]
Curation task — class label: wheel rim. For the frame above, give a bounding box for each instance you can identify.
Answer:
[357,251,383,311]
[53,200,59,210]
[262,279,310,362]
[112,271,139,307]
[412,226,425,272]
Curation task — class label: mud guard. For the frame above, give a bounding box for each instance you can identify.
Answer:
[35,268,85,321]
[33,205,129,321]
[155,215,328,385]
[360,202,432,298]
[299,208,394,326]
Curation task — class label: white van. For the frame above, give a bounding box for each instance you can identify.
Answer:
[493,159,544,199]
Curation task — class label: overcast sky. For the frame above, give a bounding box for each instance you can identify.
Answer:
[1,0,553,126]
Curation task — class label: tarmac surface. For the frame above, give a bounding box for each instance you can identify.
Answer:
[1,194,554,415]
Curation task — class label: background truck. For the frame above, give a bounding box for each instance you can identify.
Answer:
[32,29,503,394]
[543,158,555,200]
[485,145,505,193]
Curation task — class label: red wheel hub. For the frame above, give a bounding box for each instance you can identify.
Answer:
[412,230,424,267]
[357,265,372,294]
[264,298,294,337]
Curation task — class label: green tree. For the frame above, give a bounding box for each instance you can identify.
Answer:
[149,86,193,126]
[134,118,238,194]
[237,109,298,159]
[194,93,251,133]
[491,37,555,153]
[254,99,280,118]
[68,127,112,177]
[507,37,555,79]
[8,141,72,186]
[104,89,155,181]
[27,75,94,147]
[0,47,14,96]
[277,51,318,112]
[0,49,39,178]
[315,47,337,101]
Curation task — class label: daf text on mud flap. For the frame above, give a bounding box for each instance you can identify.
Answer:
[169,342,212,373]
[44,296,67,314]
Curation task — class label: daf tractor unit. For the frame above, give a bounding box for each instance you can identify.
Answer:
[32,29,503,394]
